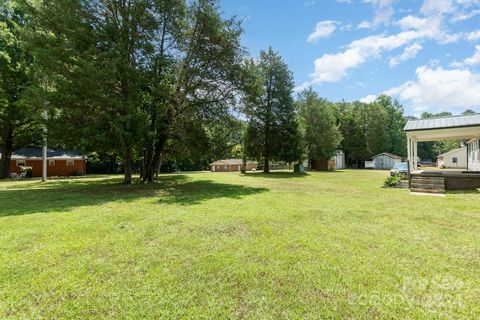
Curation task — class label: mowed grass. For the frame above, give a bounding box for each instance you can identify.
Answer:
[1,170,480,319]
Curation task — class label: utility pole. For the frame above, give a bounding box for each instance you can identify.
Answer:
[42,109,48,182]
[42,76,49,182]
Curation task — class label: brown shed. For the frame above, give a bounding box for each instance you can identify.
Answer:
[210,159,257,172]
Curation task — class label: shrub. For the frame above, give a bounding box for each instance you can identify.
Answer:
[384,175,402,188]
[20,166,33,178]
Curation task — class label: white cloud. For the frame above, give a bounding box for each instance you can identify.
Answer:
[310,47,367,83]
[302,0,473,87]
[451,9,480,22]
[309,26,449,84]
[421,0,480,20]
[466,30,480,41]
[360,94,378,103]
[397,15,460,43]
[452,45,480,66]
[358,20,373,29]
[385,66,480,112]
[389,43,423,66]
[361,0,396,27]
[304,0,316,7]
[363,0,395,8]
[307,21,338,43]
[420,0,456,15]
[373,7,395,25]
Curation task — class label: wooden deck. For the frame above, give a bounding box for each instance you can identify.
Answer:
[409,170,480,193]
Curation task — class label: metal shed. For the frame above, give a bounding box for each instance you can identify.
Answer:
[371,153,402,170]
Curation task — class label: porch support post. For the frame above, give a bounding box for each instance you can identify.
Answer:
[413,138,418,170]
[407,136,412,172]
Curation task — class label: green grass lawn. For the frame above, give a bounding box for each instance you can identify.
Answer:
[1,170,479,319]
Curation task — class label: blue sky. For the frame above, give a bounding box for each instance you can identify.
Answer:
[221,0,480,116]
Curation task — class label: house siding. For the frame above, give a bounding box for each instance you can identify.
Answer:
[467,138,480,171]
[210,162,256,172]
[10,159,86,177]
[437,148,467,169]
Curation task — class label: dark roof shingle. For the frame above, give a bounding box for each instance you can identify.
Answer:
[10,147,85,159]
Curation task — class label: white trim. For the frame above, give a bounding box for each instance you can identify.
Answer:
[16,160,26,166]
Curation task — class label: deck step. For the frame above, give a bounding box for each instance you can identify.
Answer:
[411,188,445,194]
[410,183,445,189]
[410,175,445,194]
[411,177,445,182]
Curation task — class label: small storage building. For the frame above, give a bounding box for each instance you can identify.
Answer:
[332,150,345,169]
[437,147,467,169]
[210,159,257,172]
[302,150,345,171]
[370,152,402,170]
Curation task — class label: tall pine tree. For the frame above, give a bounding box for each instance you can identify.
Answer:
[244,48,302,173]
[298,88,342,166]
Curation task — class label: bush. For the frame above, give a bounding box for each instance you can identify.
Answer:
[20,166,33,178]
[384,175,402,188]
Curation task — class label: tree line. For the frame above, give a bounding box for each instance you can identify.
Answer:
[0,0,475,182]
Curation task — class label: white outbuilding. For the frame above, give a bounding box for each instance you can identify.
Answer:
[369,152,402,170]
[437,147,467,169]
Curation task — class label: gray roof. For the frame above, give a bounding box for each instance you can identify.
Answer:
[437,147,467,158]
[404,114,480,131]
[9,147,85,159]
[371,152,402,160]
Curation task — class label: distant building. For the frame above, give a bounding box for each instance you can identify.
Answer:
[303,150,345,171]
[210,159,257,172]
[5,147,86,177]
[332,150,345,170]
[437,147,467,169]
[367,153,402,170]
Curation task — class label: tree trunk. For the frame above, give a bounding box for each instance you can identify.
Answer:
[143,145,154,183]
[264,156,270,173]
[155,153,162,179]
[143,133,167,183]
[123,147,133,184]
[0,152,12,179]
[241,157,246,174]
[0,128,14,179]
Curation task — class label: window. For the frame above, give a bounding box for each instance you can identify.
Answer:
[452,157,458,164]
[66,159,74,166]
[48,159,55,166]
[16,160,26,166]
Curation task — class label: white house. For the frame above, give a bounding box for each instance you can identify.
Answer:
[467,138,480,171]
[405,114,480,172]
[368,153,402,169]
[404,114,480,192]
[437,147,467,169]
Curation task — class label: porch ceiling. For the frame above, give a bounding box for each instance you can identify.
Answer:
[405,126,480,142]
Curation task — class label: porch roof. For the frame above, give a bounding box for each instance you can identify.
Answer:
[404,114,480,131]
[404,114,480,141]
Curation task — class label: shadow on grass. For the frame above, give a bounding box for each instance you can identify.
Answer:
[0,175,269,218]
[245,172,310,179]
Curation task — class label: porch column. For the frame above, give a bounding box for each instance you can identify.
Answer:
[407,137,412,171]
[413,138,418,170]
